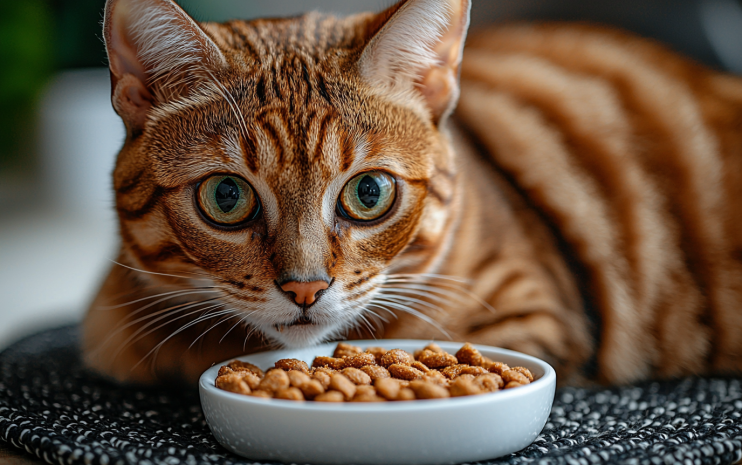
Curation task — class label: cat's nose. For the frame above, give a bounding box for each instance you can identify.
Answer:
[279,280,331,306]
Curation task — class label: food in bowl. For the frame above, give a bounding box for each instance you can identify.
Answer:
[214,342,533,401]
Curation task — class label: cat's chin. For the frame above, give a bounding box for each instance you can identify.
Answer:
[263,322,339,349]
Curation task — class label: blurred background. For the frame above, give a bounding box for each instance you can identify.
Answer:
[1,0,742,350]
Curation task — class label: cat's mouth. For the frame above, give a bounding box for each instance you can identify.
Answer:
[274,315,315,333]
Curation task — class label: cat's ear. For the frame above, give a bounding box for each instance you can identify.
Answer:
[103,0,227,133]
[359,0,471,124]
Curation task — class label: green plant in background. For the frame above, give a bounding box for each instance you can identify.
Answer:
[0,1,53,171]
[0,0,108,173]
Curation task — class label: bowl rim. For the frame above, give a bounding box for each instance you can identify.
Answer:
[199,339,556,412]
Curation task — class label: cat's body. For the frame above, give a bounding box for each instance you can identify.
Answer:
[83,0,742,386]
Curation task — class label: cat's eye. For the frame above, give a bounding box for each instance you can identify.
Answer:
[337,171,396,222]
[197,175,260,226]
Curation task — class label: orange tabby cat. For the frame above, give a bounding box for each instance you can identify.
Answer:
[83,0,742,385]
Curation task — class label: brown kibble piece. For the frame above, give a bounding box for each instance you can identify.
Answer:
[275,387,305,401]
[355,385,376,396]
[417,350,458,368]
[512,366,534,382]
[455,343,482,365]
[475,373,503,392]
[217,366,235,377]
[381,349,414,368]
[388,364,425,380]
[343,353,377,368]
[313,366,336,375]
[505,381,525,389]
[241,371,262,390]
[414,343,445,359]
[409,380,450,399]
[315,390,345,402]
[217,370,261,390]
[488,361,510,376]
[299,379,325,398]
[441,364,466,379]
[312,370,332,390]
[480,356,495,369]
[312,356,346,370]
[227,360,264,378]
[374,378,401,400]
[502,369,530,385]
[341,367,372,385]
[365,347,387,364]
[330,373,357,400]
[449,377,483,397]
[459,366,488,376]
[360,365,390,380]
[410,361,431,373]
[334,342,363,358]
[424,342,445,353]
[352,393,387,402]
[352,386,386,402]
[250,390,273,399]
[258,369,290,392]
[396,388,416,401]
[423,371,449,386]
[275,359,310,374]
[215,373,251,395]
[287,370,311,388]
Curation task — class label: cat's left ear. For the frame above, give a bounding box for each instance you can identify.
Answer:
[359,0,471,125]
[103,0,227,133]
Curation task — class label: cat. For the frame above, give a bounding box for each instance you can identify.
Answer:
[82,0,742,386]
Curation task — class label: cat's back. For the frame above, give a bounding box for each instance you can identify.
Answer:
[455,23,742,379]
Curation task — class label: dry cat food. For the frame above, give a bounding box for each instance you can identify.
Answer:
[215,343,534,402]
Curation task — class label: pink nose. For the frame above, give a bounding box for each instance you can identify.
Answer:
[280,280,330,306]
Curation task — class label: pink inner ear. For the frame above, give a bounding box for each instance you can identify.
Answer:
[107,1,148,83]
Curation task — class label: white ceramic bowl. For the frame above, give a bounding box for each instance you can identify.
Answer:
[199,340,555,465]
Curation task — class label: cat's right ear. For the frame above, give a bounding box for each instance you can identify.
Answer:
[103,0,227,134]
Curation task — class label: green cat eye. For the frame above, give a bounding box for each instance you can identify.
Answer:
[197,175,259,226]
[337,171,396,222]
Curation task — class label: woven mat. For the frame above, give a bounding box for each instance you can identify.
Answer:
[1,326,741,465]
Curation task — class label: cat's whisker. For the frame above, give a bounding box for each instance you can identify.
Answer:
[386,273,472,284]
[365,303,400,321]
[110,299,222,362]
[219,310,257,344]
[374,293,448,315]
[137,306,238,371]
[109,259,215,282]
[361,308,390,325]
[187,310,244,350]
[144,305,234,360]
[356,314,379,339]
[384,279,497,315]
[115,290,221,324]
[368,298,451,339]
[101,288,223,311]
[92,297,220,356]
[378,286,461,307]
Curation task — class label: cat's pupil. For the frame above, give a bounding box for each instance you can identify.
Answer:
[357,176,381,208]
[215,178,240,213]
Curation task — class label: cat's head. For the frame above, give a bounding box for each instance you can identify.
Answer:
[103,0,471,348]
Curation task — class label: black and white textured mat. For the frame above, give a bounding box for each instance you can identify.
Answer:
[0,326,741,465]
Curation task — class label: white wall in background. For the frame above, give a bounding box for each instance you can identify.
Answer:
[38,68,125,217]
[178,0,373,22]
[0,69,121,349]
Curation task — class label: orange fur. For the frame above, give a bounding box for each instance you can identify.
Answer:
[83,0,742,386]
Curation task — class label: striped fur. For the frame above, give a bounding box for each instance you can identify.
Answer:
[83,0,742,385]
